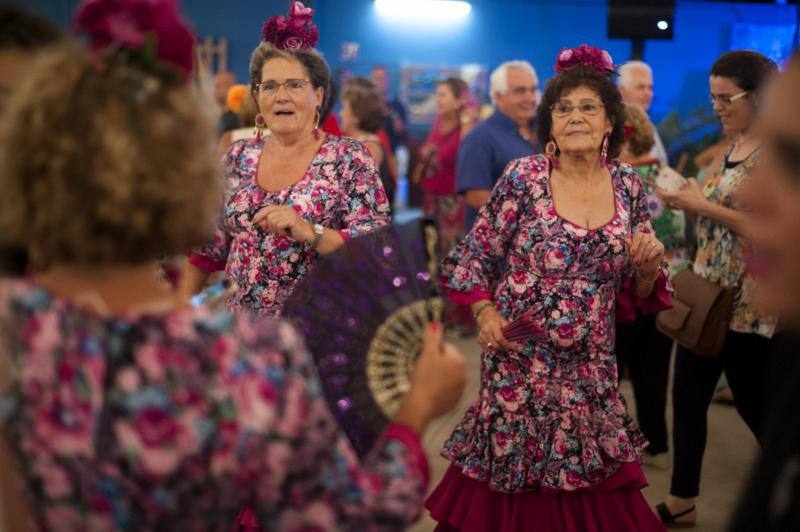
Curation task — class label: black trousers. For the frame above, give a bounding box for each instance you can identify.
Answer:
[670,330,772,498]
[615,314,673,455]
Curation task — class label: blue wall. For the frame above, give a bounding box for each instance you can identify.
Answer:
[314,0,796,120]
[15,0,797,122]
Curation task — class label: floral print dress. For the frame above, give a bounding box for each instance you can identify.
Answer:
[0,280,428,532]
[190,135,391,316]
[440,155,669,493]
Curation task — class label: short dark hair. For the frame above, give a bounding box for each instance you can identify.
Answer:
[710,50,777,93]
[342,83,383,133]
[438,77,468,99]
[536,67,626,160]
[249,42,332,119]
[0,6,63,51]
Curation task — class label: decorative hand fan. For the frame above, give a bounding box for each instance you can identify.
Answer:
[282,218,446,457]
[502,313,545,343]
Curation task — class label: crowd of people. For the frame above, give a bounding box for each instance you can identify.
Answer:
[0,1,798,531]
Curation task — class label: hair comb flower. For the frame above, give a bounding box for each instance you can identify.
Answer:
[262,1,319,50]
[624,123,635,139]
[554,44,618,77]
[72,0,196,82]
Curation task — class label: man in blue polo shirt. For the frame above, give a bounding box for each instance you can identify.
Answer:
[457,60,540,229]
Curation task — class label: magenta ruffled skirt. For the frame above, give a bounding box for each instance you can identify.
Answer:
[425,462,666,532]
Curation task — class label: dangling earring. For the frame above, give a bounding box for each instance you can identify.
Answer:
[545,137,559,169]
[254,113,266,142]
[313,106,321,140]
[599,132,610,166]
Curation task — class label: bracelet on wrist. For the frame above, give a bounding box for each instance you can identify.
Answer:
[472,301,493,321]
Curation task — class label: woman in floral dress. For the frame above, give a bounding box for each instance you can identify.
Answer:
[425,46,671,531]
[0,2,467,530]
[181,3,389,316]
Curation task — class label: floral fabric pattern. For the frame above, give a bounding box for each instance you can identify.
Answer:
[0,281,427,531]
[441,155,664,493]
[191,135,391,316]
[635,161,689,278]
[694,149,777,337]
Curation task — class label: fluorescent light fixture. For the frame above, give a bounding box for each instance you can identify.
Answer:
[657,20,669,31]
[375,0,472,24]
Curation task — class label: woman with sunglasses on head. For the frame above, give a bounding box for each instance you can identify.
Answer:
[655,50,778,528]
[181,3,390,317]
[426,46,670,531]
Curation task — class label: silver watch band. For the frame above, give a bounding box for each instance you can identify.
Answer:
[311,223,324,249]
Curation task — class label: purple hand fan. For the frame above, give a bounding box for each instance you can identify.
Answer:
[282,218,446,457]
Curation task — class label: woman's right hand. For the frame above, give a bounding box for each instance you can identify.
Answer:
[393,323,466,434]
[475,305,512,351]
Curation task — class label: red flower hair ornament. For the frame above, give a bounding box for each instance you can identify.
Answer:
[72,0,196,82]
[262,1,319,50]
[554,44,618,77]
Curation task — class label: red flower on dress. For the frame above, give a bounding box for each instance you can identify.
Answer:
[72,0,195,80]
[554,44,616,76]
[261,1,319,50]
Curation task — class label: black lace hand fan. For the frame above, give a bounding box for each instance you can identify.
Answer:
[282,218,445,457]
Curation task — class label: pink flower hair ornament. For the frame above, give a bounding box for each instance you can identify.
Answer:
[72,0,196,82]
[262,1,319,50]
[554,44,618,77]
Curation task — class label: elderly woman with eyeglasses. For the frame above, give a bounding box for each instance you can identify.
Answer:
[653,50,778,528]
[181,5,390,317]
[426,46,670,531]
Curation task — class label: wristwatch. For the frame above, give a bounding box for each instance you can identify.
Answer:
[311,223,324,249]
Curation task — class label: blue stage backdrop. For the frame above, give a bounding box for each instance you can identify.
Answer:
[12,0,797,124]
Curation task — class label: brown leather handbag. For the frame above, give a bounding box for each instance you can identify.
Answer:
[655,268,736,356]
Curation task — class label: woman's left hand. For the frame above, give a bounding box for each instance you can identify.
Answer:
[253,205,313,243]
[628,232,665,279]
[655,178,708,215]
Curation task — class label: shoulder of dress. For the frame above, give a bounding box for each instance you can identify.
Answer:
[614,161,642,189]
[510,154,550,179]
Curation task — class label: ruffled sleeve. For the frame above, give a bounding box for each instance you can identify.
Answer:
[616,163,673,323]
[335,139,391,242]
[188,141,247,272]
[441,158,530,305]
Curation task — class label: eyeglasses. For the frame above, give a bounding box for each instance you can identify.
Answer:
[708,90,749,106]
[550,100,605,118]
[257,79,311,95]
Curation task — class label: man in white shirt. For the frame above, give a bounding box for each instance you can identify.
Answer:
[619,61,668,165]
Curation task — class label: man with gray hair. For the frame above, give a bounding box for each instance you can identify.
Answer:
[456,60,539,229]
[619,60,668,165]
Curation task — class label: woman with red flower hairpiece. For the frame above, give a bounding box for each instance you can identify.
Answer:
[0,0,466,530]
[425,45,670,531]
[181,1,391,317]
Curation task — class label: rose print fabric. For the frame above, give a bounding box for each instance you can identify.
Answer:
[190,135,391,317]
[440,155,670,493]
[0,281,428,531]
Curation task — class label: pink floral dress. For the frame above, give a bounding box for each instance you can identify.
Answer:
[0,280,428,531]
[439,155,670,493]
[189,135,391,316]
